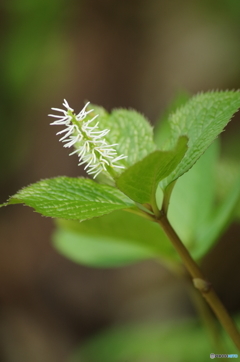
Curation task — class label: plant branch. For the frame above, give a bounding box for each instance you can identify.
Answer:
[187,283,225,352]
[156,212,240,351]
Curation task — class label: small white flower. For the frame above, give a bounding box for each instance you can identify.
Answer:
[49,100,127,178]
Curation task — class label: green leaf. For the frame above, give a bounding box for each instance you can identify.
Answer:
[193,175,240,259]
[85,105,156,172]
[4,177,135,221]
[53,227,153,267]
[53,210,176,268]
[167,140,219,250]
[215,158,240,220]
[166,139,240,260]
[71,319,237,362]
[160,91,240,189]
[116,136,188,204]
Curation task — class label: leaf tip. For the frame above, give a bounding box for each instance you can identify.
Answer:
[0,202,8,208]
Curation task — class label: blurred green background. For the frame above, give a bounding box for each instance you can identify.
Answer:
[0,0,240,361]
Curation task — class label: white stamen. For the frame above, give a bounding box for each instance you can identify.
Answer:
[51,108,66,113]
[49,100,127,178]
[112,154,128,162]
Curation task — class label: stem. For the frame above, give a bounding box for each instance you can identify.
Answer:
[188,283,225,352]
[157,212,240,351]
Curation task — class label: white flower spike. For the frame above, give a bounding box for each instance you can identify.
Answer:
[49,100,127,179]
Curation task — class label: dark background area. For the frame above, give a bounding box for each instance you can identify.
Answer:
[0,1,240,361]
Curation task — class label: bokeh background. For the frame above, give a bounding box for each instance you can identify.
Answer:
[1,0,240,361]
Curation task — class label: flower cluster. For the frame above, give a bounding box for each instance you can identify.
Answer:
[49,100,127,178]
